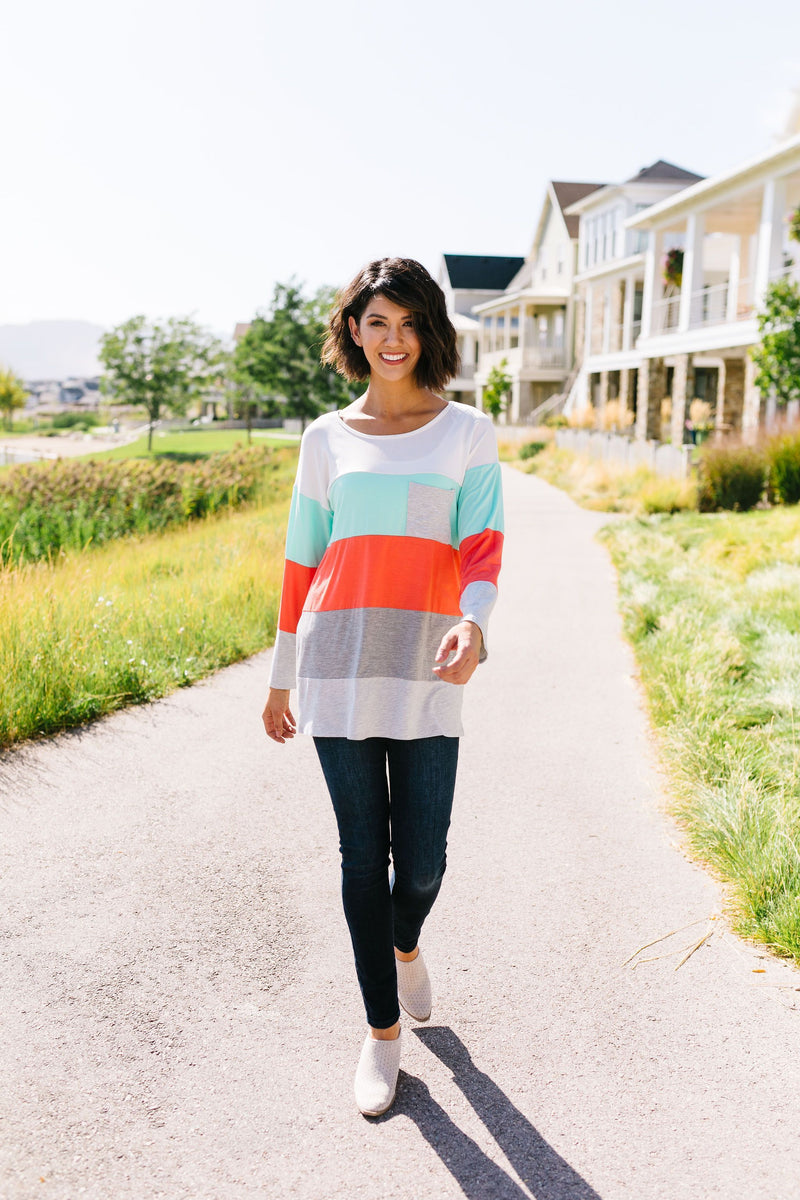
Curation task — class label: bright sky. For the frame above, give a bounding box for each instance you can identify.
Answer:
[3,0,799,339]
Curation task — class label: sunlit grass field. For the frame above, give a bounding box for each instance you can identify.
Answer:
[601,508,800,963]
[89,429,300,460]
[0,499,289,748]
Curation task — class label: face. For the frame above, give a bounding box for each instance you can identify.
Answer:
[348,294,422,383]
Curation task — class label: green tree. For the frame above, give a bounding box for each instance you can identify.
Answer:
[482,359,512,421]
[751,278,800,409]
[99,316,223,452]
[0,366,28,431]
[234,282,357,429]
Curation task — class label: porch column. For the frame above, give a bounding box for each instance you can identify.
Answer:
[742,355,761,437]
[636,357,665,441]
[679,214,705,332]
[622,271,635,351]
[503,308,512,352]
[518,304,527,354]
[754,178,788,307]
[726,236,742,323]
[640,230,663,339]
[720,358,746,433]
[510,377,522,424]
[619,368,631,418]
[671,353,694,446]
[599,371,610,412]
[602,287,612,353]
[584,287,594,358]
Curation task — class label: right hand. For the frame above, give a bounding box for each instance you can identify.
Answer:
[262,688,296,744]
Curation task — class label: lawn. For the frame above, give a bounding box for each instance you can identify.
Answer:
[88,428,300,460]
[0,498,289,748]
[601,508,800,962]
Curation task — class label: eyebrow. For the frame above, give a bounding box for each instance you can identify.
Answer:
[365,310,413,319]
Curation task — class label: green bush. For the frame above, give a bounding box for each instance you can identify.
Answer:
[0,445,290,565]
[51,411,100,430]
[518,441,547,460]
[544,413,569,428]
[767,431,800,505]
[697,443,767,512]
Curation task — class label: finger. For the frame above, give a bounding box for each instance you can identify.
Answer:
[435,633,457,664]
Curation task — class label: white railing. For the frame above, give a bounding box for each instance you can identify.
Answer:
[523,346,566,369]
[457,362,475,381]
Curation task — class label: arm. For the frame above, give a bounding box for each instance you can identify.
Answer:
[263,430,332,742]
[433,418,503,686]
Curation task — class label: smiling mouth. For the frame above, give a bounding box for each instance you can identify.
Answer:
[379,353,408,363]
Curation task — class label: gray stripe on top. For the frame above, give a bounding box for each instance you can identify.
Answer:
[297,607,460,681]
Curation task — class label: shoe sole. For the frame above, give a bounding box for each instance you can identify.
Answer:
[398,998,431,1022]
[359,1086,398,1118]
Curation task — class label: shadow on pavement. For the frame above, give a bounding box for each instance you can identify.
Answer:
[404,1025,603,1200]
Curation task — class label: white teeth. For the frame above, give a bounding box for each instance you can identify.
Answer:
[381,354,406,361]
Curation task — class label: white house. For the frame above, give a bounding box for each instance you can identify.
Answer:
[625,134,800,441]
[471,181,604,423]
[438,255,525,406]
[563,161,704,426]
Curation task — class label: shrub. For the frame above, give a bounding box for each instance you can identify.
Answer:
[519,441,547,460]
[51,411,100,429]
[544,413,569,429]
[697,443,767,512]
[0,444,292,565]
[639,476,698,515]
[767,431,800,506]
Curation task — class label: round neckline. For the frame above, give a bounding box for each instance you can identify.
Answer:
[335,401,452,441]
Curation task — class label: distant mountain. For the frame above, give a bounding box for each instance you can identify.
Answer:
[0,320,106,381]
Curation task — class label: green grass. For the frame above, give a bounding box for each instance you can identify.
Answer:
[89,429,299,460]
[0,445,298,564]
[0,498,289,748]
[601,508,800,962]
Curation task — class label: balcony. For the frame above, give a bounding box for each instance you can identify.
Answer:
[650,279,755,335]
[480,345,567,374]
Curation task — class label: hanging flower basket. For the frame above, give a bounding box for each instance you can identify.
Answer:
[663,248,684,290]
[788,206,800,246]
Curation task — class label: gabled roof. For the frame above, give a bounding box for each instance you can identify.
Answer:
[442,254,525,291]
[624,160,705,185]
[551,181,605,237]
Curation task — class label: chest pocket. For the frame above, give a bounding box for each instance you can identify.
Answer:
[405,481,456,545]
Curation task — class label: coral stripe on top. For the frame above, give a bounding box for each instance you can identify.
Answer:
[306,535,462,616]
[278,560,317,633]
[459,528,504,592]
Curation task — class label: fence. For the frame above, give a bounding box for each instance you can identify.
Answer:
[555,429,691,478]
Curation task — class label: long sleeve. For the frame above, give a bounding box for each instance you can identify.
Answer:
[268,429,333,689]
[456,417,504,659]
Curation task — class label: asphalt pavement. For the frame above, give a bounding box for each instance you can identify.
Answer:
[2,465,800,1200]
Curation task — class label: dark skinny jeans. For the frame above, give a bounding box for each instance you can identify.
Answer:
[313,736,459,1030]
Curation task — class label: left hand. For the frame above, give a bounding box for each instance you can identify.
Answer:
[432,621,483,686]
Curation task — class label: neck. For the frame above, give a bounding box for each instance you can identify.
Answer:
[360,377,430,418]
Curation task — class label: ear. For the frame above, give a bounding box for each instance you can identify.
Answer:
[348,314,362,347]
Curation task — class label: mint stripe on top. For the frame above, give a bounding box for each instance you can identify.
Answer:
[285,488,333,568]
[457,462,504,543]
[327,471,459,545]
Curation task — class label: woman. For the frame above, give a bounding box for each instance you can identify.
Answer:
[262,258,503,1117]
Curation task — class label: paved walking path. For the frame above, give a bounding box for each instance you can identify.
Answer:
[3,467,800,1200]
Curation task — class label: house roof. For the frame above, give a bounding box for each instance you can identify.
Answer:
[442,254,525,291]
[233,322,251,340]
[626,131,800,230]
[550,181,606,237]
[624,159,705,185]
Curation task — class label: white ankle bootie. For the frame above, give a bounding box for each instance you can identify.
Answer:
[354,1031,402,1117]
[396,949,432,1022]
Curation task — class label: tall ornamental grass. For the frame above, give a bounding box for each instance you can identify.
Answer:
[0,445,295,565]
[601,508,800,962]
[0,501,288,748]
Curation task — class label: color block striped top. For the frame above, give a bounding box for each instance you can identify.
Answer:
[268,401,503,739]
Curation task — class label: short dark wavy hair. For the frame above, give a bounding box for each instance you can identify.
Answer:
[321,258,459,392]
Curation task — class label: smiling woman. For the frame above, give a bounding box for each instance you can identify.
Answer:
[260,257,503,1117]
